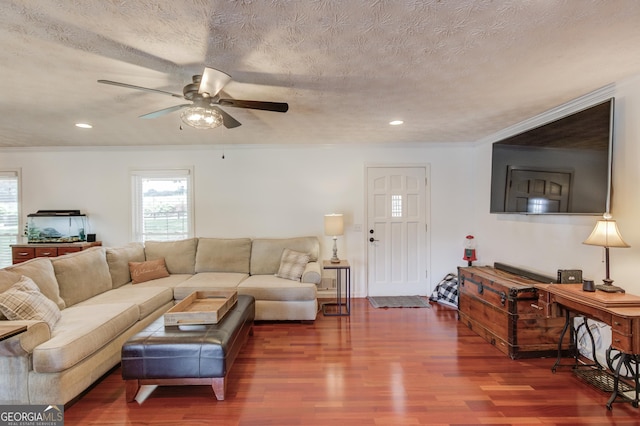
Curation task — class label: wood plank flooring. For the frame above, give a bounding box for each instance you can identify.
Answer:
[64,298,640,425]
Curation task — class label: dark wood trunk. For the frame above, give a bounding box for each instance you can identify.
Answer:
[458,266,569,359]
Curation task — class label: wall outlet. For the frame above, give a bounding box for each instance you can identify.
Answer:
[353,224,362,232]
[319,277,336,289]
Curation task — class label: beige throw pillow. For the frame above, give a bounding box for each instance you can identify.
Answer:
[0,276,61,332]
[4,257,66,310]
[275,249,310,281]
[129,258,170,284]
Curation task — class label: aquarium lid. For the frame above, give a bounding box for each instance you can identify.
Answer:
[28,210,85,217]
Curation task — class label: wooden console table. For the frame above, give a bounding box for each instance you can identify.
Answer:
[11,241,102,264]
[541,283,640,409]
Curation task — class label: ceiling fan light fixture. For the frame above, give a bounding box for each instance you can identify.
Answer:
[180,106,223,129]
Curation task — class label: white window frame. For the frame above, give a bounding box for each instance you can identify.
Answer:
[130,168,194,242]
[0,169,21,267]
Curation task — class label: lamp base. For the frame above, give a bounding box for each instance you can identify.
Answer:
[596,279,625,293]
[330,236,340,263]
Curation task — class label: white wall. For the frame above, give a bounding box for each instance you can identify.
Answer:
[0,143,474,297]
[8,75,639,297]
[473,74,640,294]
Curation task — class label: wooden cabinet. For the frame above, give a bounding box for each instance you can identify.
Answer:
[458,266,569,359]
[10,242,101,264]
[35,247,57,258]
[11,246,35,263]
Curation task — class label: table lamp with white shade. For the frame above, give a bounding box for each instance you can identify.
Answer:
[583,213,630,293]
[324,214,344,263]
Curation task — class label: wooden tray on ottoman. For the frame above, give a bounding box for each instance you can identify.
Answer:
[164,290,238,325]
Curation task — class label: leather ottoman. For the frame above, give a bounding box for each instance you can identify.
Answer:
[121,294,255,402]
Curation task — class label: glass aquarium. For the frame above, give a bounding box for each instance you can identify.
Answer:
[26,210,88,243]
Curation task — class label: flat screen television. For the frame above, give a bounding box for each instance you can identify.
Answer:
[490,98,614,215]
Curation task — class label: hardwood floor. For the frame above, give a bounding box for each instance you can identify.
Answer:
[65,298,640,425]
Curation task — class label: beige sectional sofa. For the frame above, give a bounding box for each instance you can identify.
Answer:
[0,236,320,405]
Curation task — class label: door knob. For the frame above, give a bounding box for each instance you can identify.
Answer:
[369,237,379,242]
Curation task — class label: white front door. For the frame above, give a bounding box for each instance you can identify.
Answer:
[366,166,429,296]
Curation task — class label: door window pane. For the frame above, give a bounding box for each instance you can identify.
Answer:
[391,195,403,217]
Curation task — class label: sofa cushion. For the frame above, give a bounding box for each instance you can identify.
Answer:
[173,272,249,300]
[195,238,252,273]
[52,247,113,307]
[238,275,317,301]
[0,276,61,332]
[106,242,145,288]
[129,258,170,284]
[145,238,198,274]
[32,302,139,373]
[250,237,319,276]
[1,257,65,310]
[75,285,174,320]
[275,249,310,281]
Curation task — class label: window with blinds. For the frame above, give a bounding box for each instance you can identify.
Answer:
[131,169,194,242]
[0,170,20,267]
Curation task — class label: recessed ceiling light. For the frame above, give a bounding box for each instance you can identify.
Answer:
[389,120,403,126]
[75,123,93,129]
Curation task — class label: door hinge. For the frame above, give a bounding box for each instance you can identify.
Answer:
[425,269,428,279]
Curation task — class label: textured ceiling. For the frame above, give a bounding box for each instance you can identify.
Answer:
[1,0,640,148]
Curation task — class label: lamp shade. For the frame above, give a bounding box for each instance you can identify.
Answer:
[324,214,344,236]
[583,218,630,248]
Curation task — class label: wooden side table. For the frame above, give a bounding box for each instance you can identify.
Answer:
[322,260,351,316]
[0,324,27,341]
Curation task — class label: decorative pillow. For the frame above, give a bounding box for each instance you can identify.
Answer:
[129,258,170,284]
[5,257,66,310]
[275,249,310,281]
[0,276,61,332]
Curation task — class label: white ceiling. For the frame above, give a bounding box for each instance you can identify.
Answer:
[1,0,640,148]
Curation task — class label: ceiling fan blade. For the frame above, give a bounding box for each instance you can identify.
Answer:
[211,106,241,129]
[98,80,184,99]
[199,67,232,97]
[218,99,289,113]
[139,104,191,119]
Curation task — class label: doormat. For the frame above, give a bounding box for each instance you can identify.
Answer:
[368,296,431,309]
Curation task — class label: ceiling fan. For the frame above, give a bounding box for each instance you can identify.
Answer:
[98,67,288,129]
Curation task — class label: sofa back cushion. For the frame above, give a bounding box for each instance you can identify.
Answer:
[250,237,319,276]
[1,257,65,311]
[144,238,198,274]
[105,242,145,288]
[52,247,113,307]
[195,238,252,273]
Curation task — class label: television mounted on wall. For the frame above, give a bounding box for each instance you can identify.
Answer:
[490,98,614,215]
